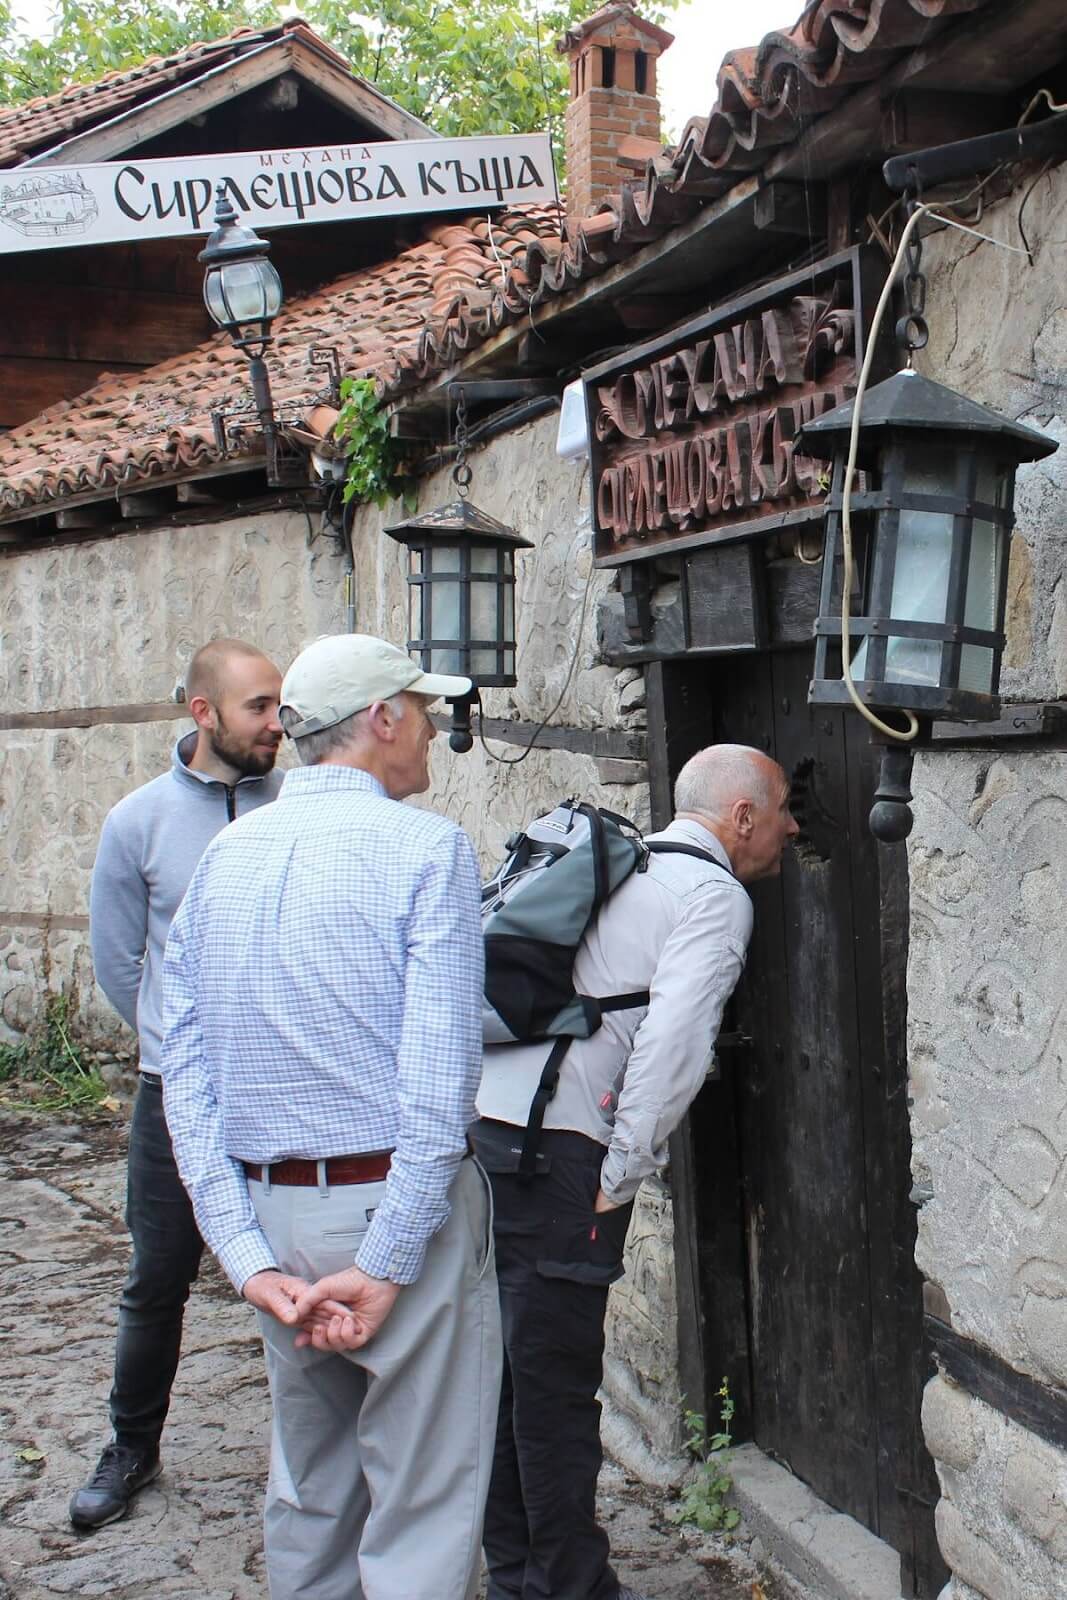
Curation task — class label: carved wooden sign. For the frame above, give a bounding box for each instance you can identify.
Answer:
[584,250,874,567]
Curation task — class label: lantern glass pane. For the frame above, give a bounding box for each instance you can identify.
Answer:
[853,445,955,687]
[224,259,271,322]
[470,546,498,574]
[471,580,498,644]
[505,584,515,644]
[204,268,229,327]
[503,647,515,677]
[431,648,464,672]
[471,648,499,676]
[430,579,462,644]
[959,460,1009,693]
[430,543,462,575]
[408,582,423,647]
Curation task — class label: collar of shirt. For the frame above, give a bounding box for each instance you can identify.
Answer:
[660,815,736,875]
[279,764,387,801]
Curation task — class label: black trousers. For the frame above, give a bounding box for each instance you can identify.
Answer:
[109,1073,204,1451]
[472,1121,634,1600]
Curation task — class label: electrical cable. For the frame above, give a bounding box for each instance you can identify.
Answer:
[477,559,596,765]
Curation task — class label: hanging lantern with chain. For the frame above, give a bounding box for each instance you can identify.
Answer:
[385,386,533,752]
[796,187,1058,840]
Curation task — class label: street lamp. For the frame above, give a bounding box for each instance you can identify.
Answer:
[798,368,1057,838]
[384,393,532,751]
[199,185,285,481]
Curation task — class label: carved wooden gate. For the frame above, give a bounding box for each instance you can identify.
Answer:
[649,648,948,1599]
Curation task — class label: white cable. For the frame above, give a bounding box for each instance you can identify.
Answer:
[837,205,934,743]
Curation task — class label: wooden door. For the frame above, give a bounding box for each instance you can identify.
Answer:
[651,651,947,1598]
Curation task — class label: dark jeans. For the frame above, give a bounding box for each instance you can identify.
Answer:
[472,1121,634,1600]
[108,1073,204,1452]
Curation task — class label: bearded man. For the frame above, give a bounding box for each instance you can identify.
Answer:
[70,638,284,1532]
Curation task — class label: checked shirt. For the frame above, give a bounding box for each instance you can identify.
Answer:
[161,764,484,1292]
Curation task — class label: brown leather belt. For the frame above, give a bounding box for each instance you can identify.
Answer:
[243,1152,392,1186]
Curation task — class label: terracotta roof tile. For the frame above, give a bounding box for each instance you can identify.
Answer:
[381,0,994,396]
[0,204,562,519]
[0,18,342,168]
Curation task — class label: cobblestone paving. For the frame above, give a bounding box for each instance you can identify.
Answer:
[0,1109,767,1600]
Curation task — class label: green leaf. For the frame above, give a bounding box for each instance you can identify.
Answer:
[16,1446,45,1463]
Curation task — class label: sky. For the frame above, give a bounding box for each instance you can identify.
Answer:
[8,0,801,139]
[658,0,799,139]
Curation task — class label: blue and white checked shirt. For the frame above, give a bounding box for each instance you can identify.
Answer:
[161,765,484,1293]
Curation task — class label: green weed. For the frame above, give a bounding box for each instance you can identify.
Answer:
[668,1378,742,1535]
[0,991,110,1112]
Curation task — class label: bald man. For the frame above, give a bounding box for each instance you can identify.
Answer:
[474,744,798,1600]
[70,640,283,1533]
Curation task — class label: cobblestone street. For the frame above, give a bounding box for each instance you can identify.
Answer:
[0,1108,771,1600]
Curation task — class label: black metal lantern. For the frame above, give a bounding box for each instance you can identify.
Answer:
[199,186,283,354]
[799,369,1057,726]
[199,186,287,483]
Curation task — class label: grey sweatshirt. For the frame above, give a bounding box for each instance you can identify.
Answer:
[89,732,282,1072]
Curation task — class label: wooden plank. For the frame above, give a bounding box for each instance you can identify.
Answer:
[30,41,288,165]
[0,283,209,365]
[119,491,174,519]
[0,355,142,428]
[0,911,89,931]
[685,544,767,653]
[284,36,433,141]
[645,660,750,1431]
[428,710,646,761]
[0,701,186,731]
[926,1316,1067,1454]
[55,506,109,530]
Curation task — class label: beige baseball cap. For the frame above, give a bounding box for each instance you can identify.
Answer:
[280,634,472,738]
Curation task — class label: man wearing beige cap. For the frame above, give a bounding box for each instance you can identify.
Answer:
[161,634,500,1600]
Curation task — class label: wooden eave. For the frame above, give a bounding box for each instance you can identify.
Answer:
[22,32,432,168]
[388,0,1067,432]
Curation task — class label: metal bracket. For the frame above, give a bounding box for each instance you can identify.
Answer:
[308,345,343,407]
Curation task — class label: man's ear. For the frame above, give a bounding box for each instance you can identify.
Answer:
[365,700,398,741]
[187,694,216,732]
[732,797,754,836]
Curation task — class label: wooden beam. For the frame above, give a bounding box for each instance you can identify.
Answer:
[0,701,186,732]
[754,180,824,236]
[176,481,222,504]
[285,37,434,141]
[29,41,289,165]
[119,490,175,519]
[55,506,109,530]
[926,1315,1067,1454]
[0,911,90,931]
[429,711,646,760]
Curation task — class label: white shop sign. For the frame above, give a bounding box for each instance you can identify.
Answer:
[0,132,554,254]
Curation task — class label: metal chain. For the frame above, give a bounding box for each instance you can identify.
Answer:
[896,184,929,359]
[451,385,473,497]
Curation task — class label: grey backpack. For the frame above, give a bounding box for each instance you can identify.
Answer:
[481,799,732,1175]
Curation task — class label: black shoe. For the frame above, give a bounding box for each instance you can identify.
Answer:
[69,1443,162,1531]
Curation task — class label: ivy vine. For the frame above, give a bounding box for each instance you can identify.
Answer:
[336,376,410,509]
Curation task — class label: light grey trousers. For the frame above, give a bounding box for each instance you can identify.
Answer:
[249,1158,502,1600]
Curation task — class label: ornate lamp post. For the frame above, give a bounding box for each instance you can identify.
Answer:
[384,392,532,751]
[199,186,285,483]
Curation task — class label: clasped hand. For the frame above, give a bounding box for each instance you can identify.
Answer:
[243,1266,401,1352]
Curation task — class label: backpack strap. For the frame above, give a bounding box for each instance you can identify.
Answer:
[517,841,736,1178]
[645,840,738,879]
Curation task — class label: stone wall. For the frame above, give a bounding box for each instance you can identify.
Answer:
[909,166,1067,1596]
[0,407,683,1465]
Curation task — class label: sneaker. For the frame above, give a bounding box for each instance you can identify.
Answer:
[68,1443,162,1531]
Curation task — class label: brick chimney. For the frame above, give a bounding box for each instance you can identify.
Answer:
[558,3,674,225]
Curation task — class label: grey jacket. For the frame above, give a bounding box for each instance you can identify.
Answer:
[89,733,282,1072]
[477,818,753,1203]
